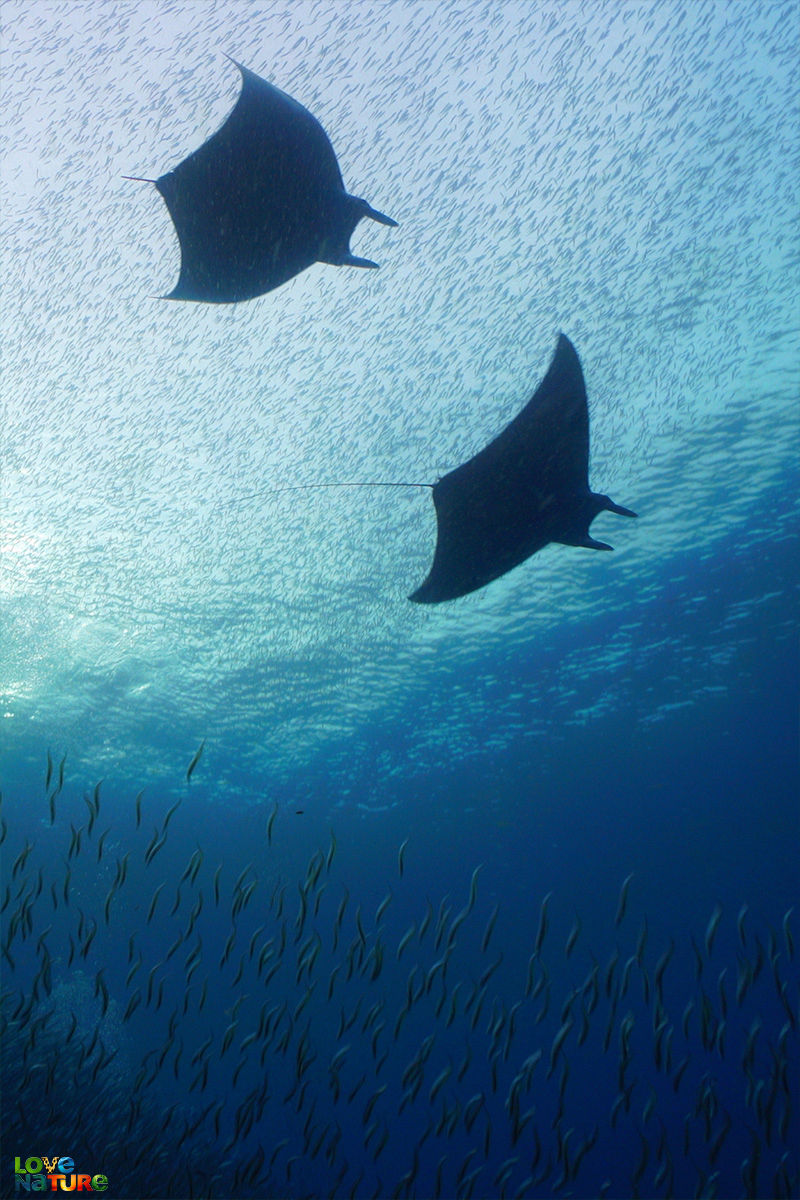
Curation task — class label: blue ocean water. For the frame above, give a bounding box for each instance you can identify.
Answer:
[1,1,798,1198]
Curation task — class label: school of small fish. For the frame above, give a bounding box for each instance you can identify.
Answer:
[0,759,797,1199]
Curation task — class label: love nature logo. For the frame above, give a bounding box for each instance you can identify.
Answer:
[13,1156,108,1193]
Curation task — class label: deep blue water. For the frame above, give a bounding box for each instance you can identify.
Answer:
[2,499,797,1199]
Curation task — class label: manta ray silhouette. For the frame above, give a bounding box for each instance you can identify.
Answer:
[126,58,397,302]
[410,334,637,602]
[264,335,637,602]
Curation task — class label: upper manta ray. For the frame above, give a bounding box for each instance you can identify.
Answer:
[126,57,397,302]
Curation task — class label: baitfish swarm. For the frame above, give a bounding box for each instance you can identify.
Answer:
[0,762,797,1200]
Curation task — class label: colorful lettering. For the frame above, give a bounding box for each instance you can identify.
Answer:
[12,1160,103,1194]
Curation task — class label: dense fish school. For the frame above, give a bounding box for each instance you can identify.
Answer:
[1,761,797,1199]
